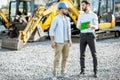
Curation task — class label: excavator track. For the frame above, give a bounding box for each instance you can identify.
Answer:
[96,27,120,39]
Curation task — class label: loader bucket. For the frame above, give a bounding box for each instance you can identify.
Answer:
[1,37,24,50]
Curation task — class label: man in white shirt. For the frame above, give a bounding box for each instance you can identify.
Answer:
[77,0,98,78]
[49,2,72,79]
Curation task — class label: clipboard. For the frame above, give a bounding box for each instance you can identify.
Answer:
[80,21,90,30]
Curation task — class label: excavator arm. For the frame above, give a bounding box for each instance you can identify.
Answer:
[19,5,45,44]
[0,10,12,29]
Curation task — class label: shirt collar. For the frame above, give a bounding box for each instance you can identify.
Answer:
[58,14,67,19]
[83,10,93,14]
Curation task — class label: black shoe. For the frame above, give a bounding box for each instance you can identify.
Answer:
[78,71,85,77]
[94,70,97,78]
[80,70,85,75]
[94,73,97,78]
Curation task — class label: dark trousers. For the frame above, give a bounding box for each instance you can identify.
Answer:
[80,33,98,73]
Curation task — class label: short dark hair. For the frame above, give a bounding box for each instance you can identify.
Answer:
[81,0,90,5]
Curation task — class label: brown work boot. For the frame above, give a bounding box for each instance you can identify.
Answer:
[61,71,69,77]
[52,71,57,80]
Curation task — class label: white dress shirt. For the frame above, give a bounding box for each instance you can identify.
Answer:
[77,10,98,33]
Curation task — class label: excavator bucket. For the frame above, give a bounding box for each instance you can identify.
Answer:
[1,23,26,50]
[1,37,24,50]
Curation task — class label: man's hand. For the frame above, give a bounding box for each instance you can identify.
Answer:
[51,41,56,48]
[87,25,95,29]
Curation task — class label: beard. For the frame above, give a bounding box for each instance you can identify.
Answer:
[63,12,68,16]
[82,7,87,12]
[62,10,68,16]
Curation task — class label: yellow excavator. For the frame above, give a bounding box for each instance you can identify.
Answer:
[0,0,54,50]
[0,0,38,50]
[0,0,120,50]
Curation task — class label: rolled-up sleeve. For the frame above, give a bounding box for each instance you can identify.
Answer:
[77,14,81,29]
[93,14,98,29]
[49,17,57,36]
[68,18,71,36]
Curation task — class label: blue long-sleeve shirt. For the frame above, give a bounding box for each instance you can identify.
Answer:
[49,14,71,43]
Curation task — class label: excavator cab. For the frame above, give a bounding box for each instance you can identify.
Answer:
[9,0,32,22]
[90,0,115,29]
[7,0,33,38]
[89,0,119,39]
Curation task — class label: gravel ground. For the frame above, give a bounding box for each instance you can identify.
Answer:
[0,38,120,80]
